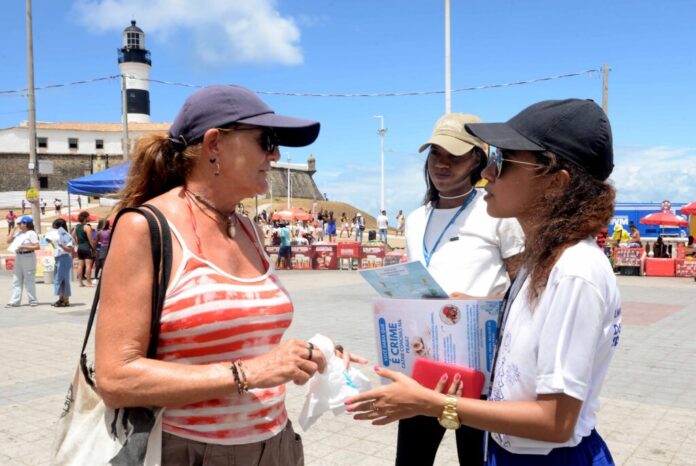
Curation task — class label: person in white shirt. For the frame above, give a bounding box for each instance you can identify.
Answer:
[46,218,75,307]
[376,210,389,243]
[348,99,620,466]
[354,212,365,243]
[399,112,526,465]
[6,216,40,307]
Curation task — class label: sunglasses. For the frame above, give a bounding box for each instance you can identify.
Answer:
[488,148,545,178]
[217,126,280,154]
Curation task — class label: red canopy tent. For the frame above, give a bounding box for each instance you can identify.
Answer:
[60,211,99,223]
[271,208,313,222]
[639,210,688,227]
[680,201,696,216]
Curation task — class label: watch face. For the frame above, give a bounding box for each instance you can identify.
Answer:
[438,417,460,430]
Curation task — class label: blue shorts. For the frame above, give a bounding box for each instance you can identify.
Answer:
[487,430,614,466]
[279,245,291,258]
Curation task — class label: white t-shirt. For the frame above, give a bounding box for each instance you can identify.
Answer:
[9,230,39,253]
[490,237,622,455]
[377,215,388,230]
[405,190,525,296]
[49,227,74,257]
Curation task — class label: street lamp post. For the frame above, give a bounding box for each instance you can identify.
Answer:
[373,115,387,212]
[286,153,292,209]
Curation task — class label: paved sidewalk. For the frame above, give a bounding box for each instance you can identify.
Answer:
[0,271,695,465]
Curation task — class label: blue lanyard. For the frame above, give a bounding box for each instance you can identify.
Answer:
[422,190,477,267]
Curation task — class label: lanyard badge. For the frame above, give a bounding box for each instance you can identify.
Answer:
[422,191,477,267]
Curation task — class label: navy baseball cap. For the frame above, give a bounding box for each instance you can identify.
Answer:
[18,216,33,224]
[168,85,320,147]
[466,99,614,180]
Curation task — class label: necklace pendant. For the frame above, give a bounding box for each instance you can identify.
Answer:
[227,221,236,239]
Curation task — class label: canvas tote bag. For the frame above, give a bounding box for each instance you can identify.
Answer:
[51,205,173,466]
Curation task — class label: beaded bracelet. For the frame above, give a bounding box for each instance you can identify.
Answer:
[230,362,243,394]
[236,360,249,393]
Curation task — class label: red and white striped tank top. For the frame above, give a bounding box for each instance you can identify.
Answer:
[157,221,293,445]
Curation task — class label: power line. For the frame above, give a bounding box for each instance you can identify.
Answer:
[0,75,121,96]
[0,69,602,98]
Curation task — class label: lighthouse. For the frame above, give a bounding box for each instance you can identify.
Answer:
[117,20,151,123]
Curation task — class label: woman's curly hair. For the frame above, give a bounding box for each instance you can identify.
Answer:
[522,152,616,303]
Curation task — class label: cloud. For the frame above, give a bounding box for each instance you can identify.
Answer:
[73,0,303,66]
[315,155,427,216]
[611,145,696,202]
[318,144,696,216]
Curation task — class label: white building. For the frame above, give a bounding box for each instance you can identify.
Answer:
[0,121,168,155]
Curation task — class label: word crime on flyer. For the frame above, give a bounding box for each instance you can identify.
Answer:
[373,298,501,394]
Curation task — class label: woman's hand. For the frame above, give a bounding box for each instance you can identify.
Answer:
[434,371,464,397]
[243,339,328,389]
[334,344,369,369]
[345,367,445,425]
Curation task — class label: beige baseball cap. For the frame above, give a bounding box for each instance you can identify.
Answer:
[418,113,486,156]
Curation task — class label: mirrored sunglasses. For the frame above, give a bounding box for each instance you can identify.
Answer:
[488,148,545,178]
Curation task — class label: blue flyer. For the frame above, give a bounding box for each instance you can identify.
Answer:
[359,261,448,299]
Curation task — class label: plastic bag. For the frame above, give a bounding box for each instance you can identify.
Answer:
[298,334,371,430]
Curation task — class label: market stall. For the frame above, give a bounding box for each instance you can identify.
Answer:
[337,241,360,270]
[613,247,643,275]
[359,244,386,269]
[312,243,337,270]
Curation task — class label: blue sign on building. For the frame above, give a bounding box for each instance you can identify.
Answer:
[611,202,689,238]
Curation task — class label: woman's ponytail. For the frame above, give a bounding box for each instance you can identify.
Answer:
[117,134,198,210]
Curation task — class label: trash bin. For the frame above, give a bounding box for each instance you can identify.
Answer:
[44,269,55,284]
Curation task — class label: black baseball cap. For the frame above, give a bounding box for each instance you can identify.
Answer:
[466,99,613,180]
[169,85,320,147]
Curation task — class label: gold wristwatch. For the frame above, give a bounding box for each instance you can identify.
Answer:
[437,395,461,430]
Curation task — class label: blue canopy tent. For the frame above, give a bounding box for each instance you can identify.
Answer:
[66,162,130,195]
[65,162,130,229]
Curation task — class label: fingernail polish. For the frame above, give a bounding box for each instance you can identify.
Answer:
[373,365,381,372]
[454,373,461,382]
[344,400,352,405]
[440,373,448,381]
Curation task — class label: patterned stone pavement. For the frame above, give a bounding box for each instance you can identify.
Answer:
[0,271,694,465]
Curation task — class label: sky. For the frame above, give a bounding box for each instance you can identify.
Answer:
[1,0,695,218]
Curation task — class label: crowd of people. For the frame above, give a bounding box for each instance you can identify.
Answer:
[4,208,114,308]
[252,207,399,247]
[3,85,673,466]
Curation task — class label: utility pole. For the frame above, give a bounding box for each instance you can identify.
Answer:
[121,74,130,160]
[444,0,451,114]
[602,64,609,115]
[286,153,292,209]
[373,115,387,212]
[26,0,41,232]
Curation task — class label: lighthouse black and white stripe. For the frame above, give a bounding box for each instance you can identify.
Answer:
[117,21,151,123]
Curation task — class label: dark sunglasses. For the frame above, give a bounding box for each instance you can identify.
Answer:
[487,148,545,178]
[217,126,280,154]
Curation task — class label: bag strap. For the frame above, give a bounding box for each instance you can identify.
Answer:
[79,204,172,383]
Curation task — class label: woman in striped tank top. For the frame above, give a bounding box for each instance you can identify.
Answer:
[95,85,342,465]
